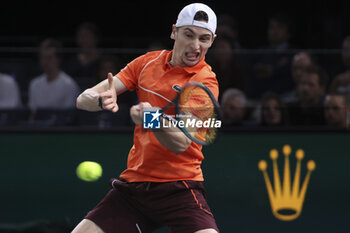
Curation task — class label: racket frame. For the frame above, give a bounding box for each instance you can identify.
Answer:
[161,82,221,145]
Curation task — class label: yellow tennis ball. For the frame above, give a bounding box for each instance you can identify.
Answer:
[76,161,102,182]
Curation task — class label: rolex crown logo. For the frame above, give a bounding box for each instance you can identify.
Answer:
[258,145,316,221]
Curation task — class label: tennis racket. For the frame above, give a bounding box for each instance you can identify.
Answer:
[149,82,221,145]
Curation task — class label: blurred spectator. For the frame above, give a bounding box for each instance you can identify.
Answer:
[330,36,350,102]
[64,22,101,89]
[207,14,246,95]
[0,73,21,109]
[282,51,316,103]
[98,55,122,82]
[216,14,241,49]
[28,38,80,111]
[260,92,288,126]
[324,94,349,128]
[221,88,248,126]
[147,41,167,52]
[286,65,328,126]
[207,37,246,95]
[247,14,295,99]
[77,55,137,128]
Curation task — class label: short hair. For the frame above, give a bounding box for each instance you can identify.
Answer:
[293,51,318,66]
[221,88,247,106]
[303,65,329,87]
[194,10,209,23]
[39,38,63,60]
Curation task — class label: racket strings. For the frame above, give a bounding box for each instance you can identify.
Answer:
[178,85,218,143]
[178,86,214,120]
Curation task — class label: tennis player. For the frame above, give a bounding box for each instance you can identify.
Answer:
[73,3,219,233]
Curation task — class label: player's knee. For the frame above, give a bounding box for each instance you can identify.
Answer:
[194,228,218,233]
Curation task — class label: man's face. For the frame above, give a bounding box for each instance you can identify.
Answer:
[171,25,215,67]
[211,39,232,64]
[297,73,323,104]
[262,99,282,125]
[291,52,312,83]
[39,48,60,74]
[222,96,245,123]
[77,28,97,49]
[324,95,348,127]
[267,20,289,45]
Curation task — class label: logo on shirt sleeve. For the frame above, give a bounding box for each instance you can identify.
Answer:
[143,108,161,129]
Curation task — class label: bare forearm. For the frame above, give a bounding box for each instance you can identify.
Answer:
[130,102,191,154]
[152,119,191,154]
[76,74,127,112]
[76,89,101,112]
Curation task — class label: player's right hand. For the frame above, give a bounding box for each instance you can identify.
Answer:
[130,102,152,125]
[99,73,119,112]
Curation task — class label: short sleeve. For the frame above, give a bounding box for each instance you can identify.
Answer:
[192,68,219,100]
[201,76,219,101]
[116,54,146,91]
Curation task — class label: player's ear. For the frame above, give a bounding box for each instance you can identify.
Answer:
[170,24,176,40]
[212,34,217,43]
[207,34,217,48]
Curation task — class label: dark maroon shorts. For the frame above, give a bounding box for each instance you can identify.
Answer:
[85,178,219,233]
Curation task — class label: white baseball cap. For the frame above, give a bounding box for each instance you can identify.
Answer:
[175,3,217,35]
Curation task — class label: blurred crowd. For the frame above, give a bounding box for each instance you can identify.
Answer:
[1,15,350,130]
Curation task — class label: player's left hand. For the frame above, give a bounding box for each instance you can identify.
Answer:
[130,102,152,125]
[99,73,119,112]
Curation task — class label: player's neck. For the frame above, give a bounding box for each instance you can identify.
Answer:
[169,54,185,68]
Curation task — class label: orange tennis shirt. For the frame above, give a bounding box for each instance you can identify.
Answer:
[117,50,219,182]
